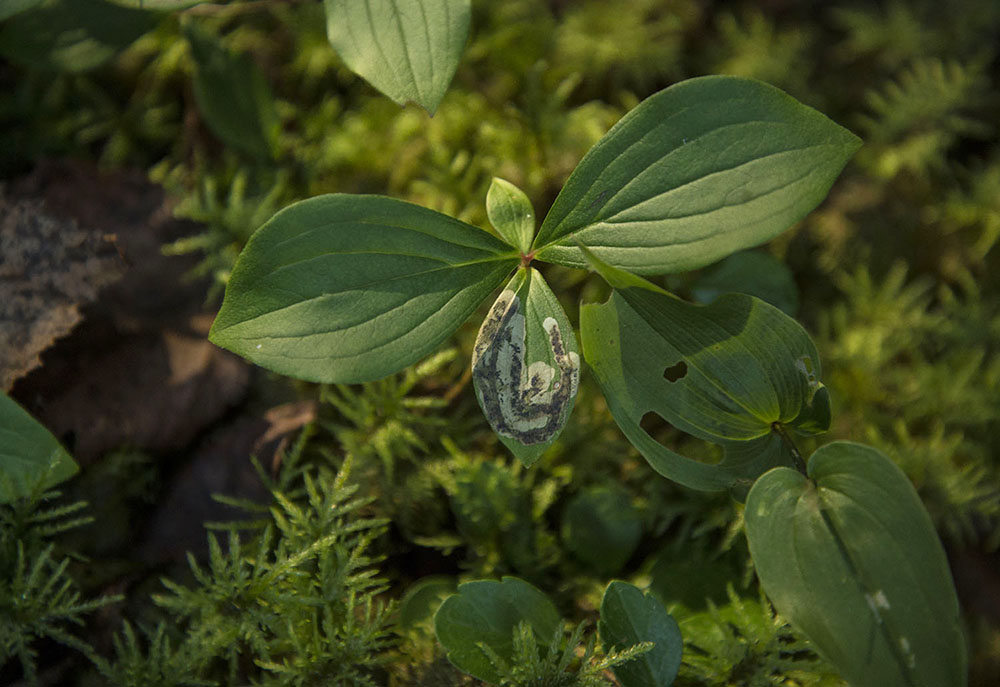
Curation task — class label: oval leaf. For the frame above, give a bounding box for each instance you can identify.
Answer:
[0,0,160,72]
[185,23,278,160]
[599,581,683,687]
[533,76,861,274]
[745,442,967,687]
[486,177,535,253]
[210,194,517,383]
[324,0,471,114]
[434,576,562,684]
[580,266,828,491]
[472,268,580,466]
[562,486,642,576]
[0,393,78,504]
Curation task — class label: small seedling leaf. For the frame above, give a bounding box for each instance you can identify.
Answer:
[324,0,471,114]
[599,581,682,687]
[580,282,828,491]
[486,177,535,253]
[434,576,562,684]
[210,194,517,383]
[472,268,580,466]
[745,442,967,687]
[0,393,78,504]
[533,76,861,274]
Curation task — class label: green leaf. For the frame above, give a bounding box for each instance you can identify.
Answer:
[210,194,517,383]
[185,22,279,160]
[434,576,562,684]
[691,250,799,316]
[399,576,457,630]
[472,268,580,466]
[599,581,682,687]
[486,177,535,253]
[107,0,203,8]
[0,0,160,71]
[323,0,471,114]
[0,0,45,21]
[580,284,828,491]
[0,393,78,504]
[745,442,967,687]
[533,75,861,274]
[562,486,642,576]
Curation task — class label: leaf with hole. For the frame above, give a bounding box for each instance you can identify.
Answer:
[210,194,517,384]
[324,0,471,114]
[472,268,580,466]
[532,76,861,274]
[434,576,562,684]
[0,393,78,504]
[745,442,967,687]
[599,581,682,687]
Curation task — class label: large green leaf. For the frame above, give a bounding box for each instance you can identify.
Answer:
[0,0,160,72]
[579,254,828,491]
[0,393,78,504]
[472,268,580,466]
[210,194,517,383]
[745,442,967,687]
[324,0,471,114]
[532,76,861,274]
[599,581,682,687]
[434,576,562,684]
[185,23,279,160]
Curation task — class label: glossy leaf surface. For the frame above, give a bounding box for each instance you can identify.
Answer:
[324,0,470,114]
[486,177,535,253]
[472,268,580,466]
[211,194,516,383]
[599,581,682,687]
[434,576,562,683]
[745,442,967,687]
[0,393,78,503]
[533,76,861,274]
[185,23,279,160]
[0,0,160,71]
[580,255,828,491]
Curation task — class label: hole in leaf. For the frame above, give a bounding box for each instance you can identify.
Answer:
[663,361,688,383]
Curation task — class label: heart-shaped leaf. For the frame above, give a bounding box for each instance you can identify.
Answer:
[0,393,78,503]
[210,194,517,383]
[579,251,828,491]
[745,442,967,687]
[532,76,861,274]
[472,267,580,466]
[486,177,535,253]
[324,0,471,114]
[599,581,682,687]
[434,576,562,684]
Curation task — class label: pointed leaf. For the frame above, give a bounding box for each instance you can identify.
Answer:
[0,0,160,72]
[185,23,278,160]
[599,581,683,687]
[0,393,78,503]
[210,194,517,383]
[580,285,828,491]
[434,576,562,684]
[533,76,861,274]
[324,0,471,114]
[486,177,535,253]
[745,442,967,687]
[472,268,580,466]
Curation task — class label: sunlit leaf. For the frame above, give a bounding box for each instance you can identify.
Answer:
[324,0,471,114]
[599,581,682,687]
[472,268,580,466]
[434,576,562,683]
[486,177,535,253]
[533,76,861,274]
[210,194,517,383]
[745,442,967,687]
[0,393,78,504]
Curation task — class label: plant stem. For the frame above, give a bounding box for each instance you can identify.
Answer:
[771,422,808,475]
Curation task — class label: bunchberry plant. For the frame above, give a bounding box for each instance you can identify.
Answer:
[209,74,968,687]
